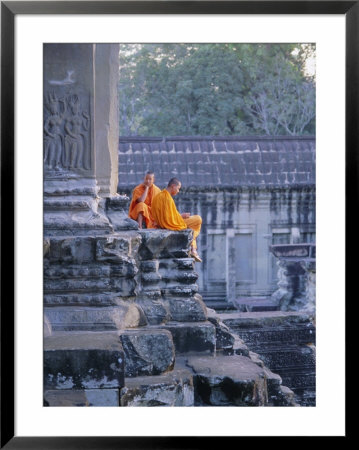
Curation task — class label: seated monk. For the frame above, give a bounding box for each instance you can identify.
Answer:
[151,177,202,262]
[128,171,161,229]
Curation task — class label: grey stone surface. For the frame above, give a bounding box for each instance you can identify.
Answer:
[93,44,119,197]
[206,308,235,351]
[45,303,147,331]
[105,195,139,231]
[221,311,316,406]
[44,389,120,407]
[138,229,193,260]
[44,232,142,318]
[220,310,314,329]
[160,321,216,355]
[95,234,140,262]
[44,332,125,389]
[135,298,170,325]
[120,369,194,406]
[163,294,207,322]
[270,244,316,312]
[186,354,268,406]
[224,336,250,357]
[120,329,175,377]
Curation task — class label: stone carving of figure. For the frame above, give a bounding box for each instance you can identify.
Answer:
[63,95,90,170]
[44,92,65,170]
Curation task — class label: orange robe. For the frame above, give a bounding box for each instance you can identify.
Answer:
[128,183,161,228]
[151,189,202,249]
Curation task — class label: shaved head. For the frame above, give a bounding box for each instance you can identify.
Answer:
[167,177,181,187]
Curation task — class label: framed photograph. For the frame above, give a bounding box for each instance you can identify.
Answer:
[1,1,350,447]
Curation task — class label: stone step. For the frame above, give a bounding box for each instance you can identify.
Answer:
[44,304,147,331]
[220,311,316,406]
[120,368,194,406]
[246,344,316,371]
[220,311,315,337]
[203,298,237,313]
[44,331,125,390]
[233,297,280,312]
[184,354,286,406]
[44,388,120,407]
[158,321,216,356]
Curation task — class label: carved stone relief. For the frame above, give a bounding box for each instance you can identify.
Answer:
[44,92,91,171]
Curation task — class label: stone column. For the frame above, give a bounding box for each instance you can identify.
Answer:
[43,43,119,236]
[94,44,119,198]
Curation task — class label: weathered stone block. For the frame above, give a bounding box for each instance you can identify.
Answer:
[140,260,159,273]
[45,303,147,331]
[141,271,162,285]
[161,285,198,297]
[120,369,194,406]
[44,332,125,390]
[44,276,136,297]
[44,389,120,406]
[159,258,194,271]
[137,289,162,300]
[105,197,139,231]
[163,294,207,322]
[135,298,170,325]
[96,236,130,260]
[186,354,268,406]
[220,311,314,331]
[44,292,138,307]
[120,329,175,377]
[161,321,216,355]
[207,308,235,351]
[138,229,192,260]
[223,336,250,357]
[47,237,96,263]
[160,270,198,285]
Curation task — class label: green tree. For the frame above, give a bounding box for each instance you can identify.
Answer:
[118,43,315,136]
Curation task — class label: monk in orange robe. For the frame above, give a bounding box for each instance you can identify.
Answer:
[151,177,202,262]
[128,172,161,229]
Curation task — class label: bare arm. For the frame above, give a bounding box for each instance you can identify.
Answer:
[136,183,150,203]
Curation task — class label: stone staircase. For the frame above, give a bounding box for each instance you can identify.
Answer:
[220,311,316,406]
[44,229,298,407]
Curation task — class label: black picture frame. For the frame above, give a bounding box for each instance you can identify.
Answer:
[1,1,350,447]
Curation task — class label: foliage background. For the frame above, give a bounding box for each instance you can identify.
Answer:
[118,43,315,137]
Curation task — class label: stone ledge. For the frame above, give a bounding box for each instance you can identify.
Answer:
[186,354,268,406]
[220,310,314,328]
[44,389,120,407]
[45,304,147,331]
[120,369,194,406]
[44,332,125,390]
[158,321,216,356]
